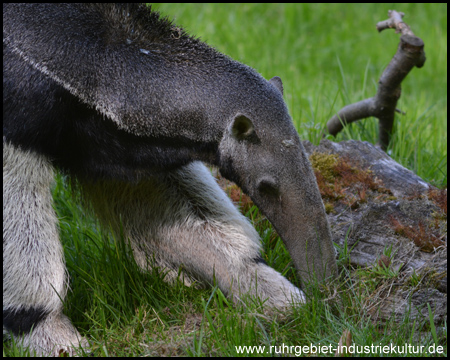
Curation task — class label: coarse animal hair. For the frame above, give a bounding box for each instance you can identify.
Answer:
[3,3,336,356]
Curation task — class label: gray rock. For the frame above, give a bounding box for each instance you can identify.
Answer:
[302,139,446,324]
[302,139,430,197]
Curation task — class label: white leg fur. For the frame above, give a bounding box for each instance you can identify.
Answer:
[82,161,306,309]
[3,142,86,356]
[4,146,303,355]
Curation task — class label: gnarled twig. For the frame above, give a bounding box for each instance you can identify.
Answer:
[326,10,426,151]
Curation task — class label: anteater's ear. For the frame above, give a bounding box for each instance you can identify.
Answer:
[231,114,255,140]
[269,76,283,96]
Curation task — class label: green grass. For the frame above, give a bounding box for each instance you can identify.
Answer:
[5,173,446,357]
[4,4,447,357]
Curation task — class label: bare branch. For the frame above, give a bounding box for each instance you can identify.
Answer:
[325,10,426,151]
[326,98,375,135]
[376,10,415,37]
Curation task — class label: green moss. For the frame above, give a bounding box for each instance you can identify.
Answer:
[309,152,339,182]
[324,202,335,214]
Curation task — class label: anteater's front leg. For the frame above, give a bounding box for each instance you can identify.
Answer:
[82,161,305,309]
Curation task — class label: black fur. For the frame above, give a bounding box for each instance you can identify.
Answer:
[3,3,275,181]
[3,307,49,336]
[3,44,214,181]
[3,3,222,181]
[253,256,268,265]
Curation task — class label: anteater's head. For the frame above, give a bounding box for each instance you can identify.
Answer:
[218,76,337,287]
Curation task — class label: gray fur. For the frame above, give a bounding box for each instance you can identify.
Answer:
[3,3,337,355]
[81,162,305,308]
[3,143,87,356]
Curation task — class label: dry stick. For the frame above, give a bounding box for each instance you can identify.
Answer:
[325,10,426,151]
